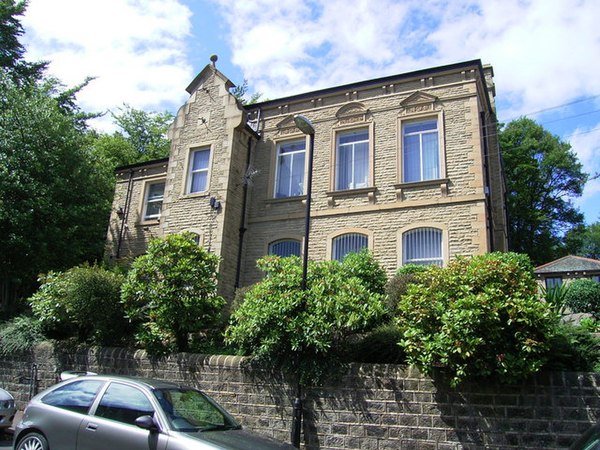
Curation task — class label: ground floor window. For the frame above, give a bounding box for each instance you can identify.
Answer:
[402,227,443,266]
[332,233,368,262]
[268,239,301,257]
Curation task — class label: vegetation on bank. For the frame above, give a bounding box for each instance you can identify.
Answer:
[2,234,600,388]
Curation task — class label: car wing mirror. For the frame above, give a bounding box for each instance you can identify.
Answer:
[135,415,158,431]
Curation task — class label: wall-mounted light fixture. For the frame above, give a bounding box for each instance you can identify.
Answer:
[116,207,125,220]
[209,197,221,210]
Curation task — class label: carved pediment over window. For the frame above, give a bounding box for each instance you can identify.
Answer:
[276,115,300,136]
[335,102,369,125]
[399,91,439,116]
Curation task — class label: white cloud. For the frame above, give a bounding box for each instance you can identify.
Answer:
[22,0,194,131]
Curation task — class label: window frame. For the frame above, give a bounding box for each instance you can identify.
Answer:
[185,145,213,195]
[268,239,302,258]
[545,276,563,289]
[398,111,445,185]
[331,122,374,192]
[327,229,372,262]
[273,138,307,199]
[141,179,165,222]
[93,381,155,426]
[397,224,448,268]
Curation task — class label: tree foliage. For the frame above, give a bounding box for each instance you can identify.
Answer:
[396,252,556,386]
[121,233,225,356]
[0,74,115,309]
[0,0,46,84]
[28,264,129,345]
[92,105,173,168]
[565,222,600,260]
[225,253,386,385]
[499,118,587,264]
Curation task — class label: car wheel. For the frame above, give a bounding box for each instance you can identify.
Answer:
[15,432,49,450]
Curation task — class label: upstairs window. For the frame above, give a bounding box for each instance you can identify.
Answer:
[335,129,369,190]
[187,147,211,194]
[332,233,368,262]
[274,140,306,198]
[402,227,443,266]
[402,119,439,182]
[268,239,301,257]
[142,181,165,221]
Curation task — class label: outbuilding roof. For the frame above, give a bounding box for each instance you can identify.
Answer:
[534,255,600,275]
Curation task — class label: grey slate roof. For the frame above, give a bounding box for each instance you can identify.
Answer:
[534,255,600,274]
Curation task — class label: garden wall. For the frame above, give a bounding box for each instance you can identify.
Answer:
[1,343,598,449]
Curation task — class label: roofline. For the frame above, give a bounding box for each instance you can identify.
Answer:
[114,157,169,173]
[245,59,487,110]
[534,254,600,271]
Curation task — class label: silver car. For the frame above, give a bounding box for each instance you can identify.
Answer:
[13,375,294,450]
[0,387,16,431]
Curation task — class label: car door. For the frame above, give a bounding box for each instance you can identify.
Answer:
[76,381,169,450]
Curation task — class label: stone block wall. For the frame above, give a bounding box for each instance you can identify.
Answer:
[1,344,597,449]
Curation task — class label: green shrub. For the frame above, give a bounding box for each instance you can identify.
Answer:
[121,233,225,356]
[564,278,600,319]
[225,253,386,385]
[342,250,388,295]
[540,282,570,317]
[0,315,44,356]
[346,323,406,364]
[396,252,556,386]
[386,264,431,313]
[29,264,129,345]
[544,323,600,372]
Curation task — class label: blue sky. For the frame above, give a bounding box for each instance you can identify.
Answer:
[21,0,600,225]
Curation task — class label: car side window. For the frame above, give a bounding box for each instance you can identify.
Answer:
[94,382,154,425]
[41,380,104,414]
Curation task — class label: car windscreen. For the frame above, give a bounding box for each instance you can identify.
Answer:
[153,388,240,432]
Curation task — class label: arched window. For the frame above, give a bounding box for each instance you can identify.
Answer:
[332,233,368,262]
[402,227,443,266]
[268,239,301,257]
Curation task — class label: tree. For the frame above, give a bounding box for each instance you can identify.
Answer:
[0,74,114,311]
[230,79,263,105]
[499,118,587,264]
[121,233,225,356]
[565,222,600,260]
[225,253,386,385]
[92,105,173,168]
[0,0,46,83]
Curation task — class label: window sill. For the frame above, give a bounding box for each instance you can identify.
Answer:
[394,178,449,201]
[326,186,377,206]
[265,195,306,209]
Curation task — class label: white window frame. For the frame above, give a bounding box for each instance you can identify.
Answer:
[274,139,306,198]
[268,239,302,257]
[398,112,445,184]
[186,146,212,194]
[401,227,444,266]
[333,126,372,191]
[142,180,165,221]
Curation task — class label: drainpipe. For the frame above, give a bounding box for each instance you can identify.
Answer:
[116,169,134,259]
[235,135,255,289]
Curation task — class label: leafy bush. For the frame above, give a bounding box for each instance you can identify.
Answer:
[346,323,406,364]
[121,233,225,356]
[0,315,44,356]
[29,264,129,345]
[386,264,430,312]
[544,323,600,372]
[342,250,388,295]
[225,253,386,385]
[396,252,556,386]
[564,278,600,319]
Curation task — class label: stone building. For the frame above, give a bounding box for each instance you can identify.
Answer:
[106,58,508,300]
